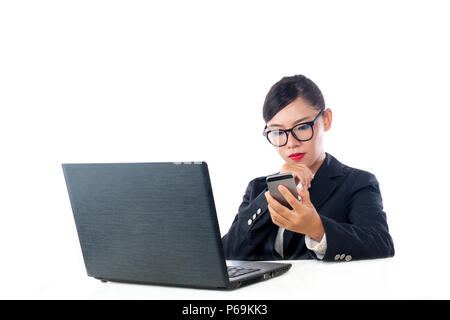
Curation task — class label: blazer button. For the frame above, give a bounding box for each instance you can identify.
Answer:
[334,254,340,261]
[252,214,257,220]
[247,219,252,226]
[340,254,346,260]
[345,255,352,262]
[257,208,262,215]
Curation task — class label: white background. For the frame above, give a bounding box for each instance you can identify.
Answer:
[1,0,449,299]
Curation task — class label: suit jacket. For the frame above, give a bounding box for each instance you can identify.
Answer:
[221,152,395,262]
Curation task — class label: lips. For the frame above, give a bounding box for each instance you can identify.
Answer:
[289,153,305,160]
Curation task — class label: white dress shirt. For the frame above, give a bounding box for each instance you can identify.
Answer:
[274,181,327,259]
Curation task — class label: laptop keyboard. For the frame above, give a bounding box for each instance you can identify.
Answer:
[227,266,260,278]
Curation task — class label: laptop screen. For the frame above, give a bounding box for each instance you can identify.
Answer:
[62,162,229,288]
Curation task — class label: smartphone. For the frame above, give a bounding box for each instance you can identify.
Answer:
[266,172,300,210]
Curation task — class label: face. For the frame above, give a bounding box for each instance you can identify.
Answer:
[265,97,332,172]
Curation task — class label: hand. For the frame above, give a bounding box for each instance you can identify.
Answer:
[264,184,324,242]
[280,162,314,189]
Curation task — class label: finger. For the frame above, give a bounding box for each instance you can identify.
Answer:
[268,196,294,221]
[298,187,312,205]
[265,192,293,222]
[267,204,282,227]
[309,174,315,188]
[268,204,291,228]
[304,175,313,189]
[301,178,308,190]
[301,176,313,190]
[265,191,289,213]
[265,191,277,206]
[277,185,302,211]
[296,187,303,201]
[299,177,306,188]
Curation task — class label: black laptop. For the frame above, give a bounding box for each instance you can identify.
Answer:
[62,161,291,290]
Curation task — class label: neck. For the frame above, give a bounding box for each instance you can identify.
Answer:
[310,152,326,174]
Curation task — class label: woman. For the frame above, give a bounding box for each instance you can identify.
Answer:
[221,74,395,262]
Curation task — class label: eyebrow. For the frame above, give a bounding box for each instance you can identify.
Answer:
[267,116,311,128]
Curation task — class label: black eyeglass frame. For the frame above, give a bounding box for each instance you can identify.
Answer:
[262,110,324,147]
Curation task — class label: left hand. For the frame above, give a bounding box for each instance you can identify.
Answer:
[264,185,325,242]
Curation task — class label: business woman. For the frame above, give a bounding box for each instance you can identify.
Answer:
[221,74,395,262]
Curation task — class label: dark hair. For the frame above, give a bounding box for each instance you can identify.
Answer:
[262,74,325,123]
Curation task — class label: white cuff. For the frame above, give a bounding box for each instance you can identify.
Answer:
[305,233,327,260]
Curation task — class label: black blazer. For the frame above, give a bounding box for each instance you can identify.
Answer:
[221,152,395,262]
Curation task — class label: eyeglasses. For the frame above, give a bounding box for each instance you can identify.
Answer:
[262,110,324,147]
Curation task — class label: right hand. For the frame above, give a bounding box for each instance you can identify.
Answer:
[279,162,314,189]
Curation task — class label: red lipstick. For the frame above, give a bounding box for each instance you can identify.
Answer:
[289,153,305,161]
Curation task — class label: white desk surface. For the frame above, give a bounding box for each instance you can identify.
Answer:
[18,256,449,300]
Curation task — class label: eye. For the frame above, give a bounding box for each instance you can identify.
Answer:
[270,130,284,136]
[295,124,310,131]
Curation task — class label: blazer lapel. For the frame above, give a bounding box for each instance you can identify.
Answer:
[283,153,344,256]
[309,153,344,209]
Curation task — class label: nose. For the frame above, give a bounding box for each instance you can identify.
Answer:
[285,130,302,148]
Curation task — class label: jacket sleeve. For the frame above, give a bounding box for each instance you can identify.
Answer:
[221,178,276,260]
[320,171,395,261]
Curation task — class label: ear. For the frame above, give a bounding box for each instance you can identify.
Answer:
[323,108,332,131]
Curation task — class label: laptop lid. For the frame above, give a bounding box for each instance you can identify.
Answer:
[62,161,230,289]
